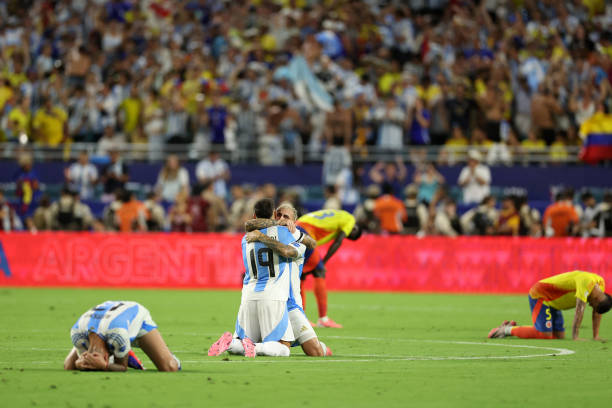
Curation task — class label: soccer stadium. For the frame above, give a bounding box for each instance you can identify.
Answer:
[2,0,612,406]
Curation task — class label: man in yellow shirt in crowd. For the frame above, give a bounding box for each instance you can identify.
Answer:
[488,271,612,340]
[32,97,68,146]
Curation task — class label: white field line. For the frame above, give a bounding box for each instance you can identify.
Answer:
[0,337,574,365]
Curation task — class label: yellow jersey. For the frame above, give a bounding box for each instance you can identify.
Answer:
[529,271,605,310]
[32,107,67,146]
[297,209,356,245]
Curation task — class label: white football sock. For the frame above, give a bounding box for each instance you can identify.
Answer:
[319,316,329,322]
[255,342,290,357]
[227,339,245,355]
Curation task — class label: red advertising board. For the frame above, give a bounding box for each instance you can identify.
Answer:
[0,233,610,293]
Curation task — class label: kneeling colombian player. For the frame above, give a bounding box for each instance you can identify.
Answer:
[488,271,612,340]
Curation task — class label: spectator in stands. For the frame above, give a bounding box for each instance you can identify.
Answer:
[14,152,40,220]
[434,199,462,237]
[369,158,407,197]
[115,190,147,233]
[460,195,498,236]
[512,76,532,140]
[549,132,569,163]
[0,191,23,231]
[517,195,542,237]
[354,184,381,234]
[495,197,521,236]
[322,138,352,195]
[402,184,428,236]
[100,148,129,202]
[143,192,166,232]
[32,96,68,147]
[5,95,31,142]
[259,100,287,166]
[118,86,143,144]
[65,151,99,200]
[458,149,491,205]
[531,84,562,146]
[374,97,406,150]
[32,195,53,231]
[543,191,580,237]
[592,193,612,238]
[580,191,599,237]
[233,98,258,163]
[207,93,228,148]
[201,181,229,232]
[165,98,190,145]
[50,188,93,231]
[413,162,444,205]
[373,183,407,234]
[169,192,192,232]
[487,128,518,166]
[155,154,190,202]
[322,185,341,210]
[187,189,211,233]
[409,98,431,146]
[438,125,469,166]
[195,151,230,200]
[520,130,546,164]
[96,126,126,157]
[228,185,252,232]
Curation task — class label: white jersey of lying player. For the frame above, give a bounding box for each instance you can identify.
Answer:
[71,301,157,359]
[241,225,306,302]
[236,225,306,343]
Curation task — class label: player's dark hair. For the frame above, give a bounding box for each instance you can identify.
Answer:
[253,198,275,219]
[596,294,612,314]
[381,182,393,196]
[348,225,362,240]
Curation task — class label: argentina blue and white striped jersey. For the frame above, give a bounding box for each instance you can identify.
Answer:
[287,229,307,311]
[71,301,157,359]
[241,225,306,302]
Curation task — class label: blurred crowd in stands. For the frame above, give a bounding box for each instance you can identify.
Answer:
[2,148,612,237]
[0,0,611,165]
[1,0,612,236]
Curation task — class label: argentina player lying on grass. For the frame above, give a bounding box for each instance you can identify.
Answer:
[64,301,180,372]
[209,202,332,357]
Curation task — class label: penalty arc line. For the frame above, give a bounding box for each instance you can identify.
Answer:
[0,338,575,365]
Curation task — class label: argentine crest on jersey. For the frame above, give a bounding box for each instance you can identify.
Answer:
[241,226,306,301]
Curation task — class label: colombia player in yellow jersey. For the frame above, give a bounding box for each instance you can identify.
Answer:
[296,209,362,328]
[488,271,612,340]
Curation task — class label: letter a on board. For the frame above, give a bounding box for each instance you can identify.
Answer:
[0,241,11,277]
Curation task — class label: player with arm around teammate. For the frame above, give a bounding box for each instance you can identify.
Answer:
[249,202,332,356]
[209,198,306,357]
[64,301,180,372]
[488,271,612,340]
[241,208,362,328]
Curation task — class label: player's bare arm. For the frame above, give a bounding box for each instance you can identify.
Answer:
[322,231,346,264]
[572,298,586,340]
[300,234,316,250]
[592,308,603,340]
[245,218,277,232]
[106,355,129,372]
[245,230,298,258]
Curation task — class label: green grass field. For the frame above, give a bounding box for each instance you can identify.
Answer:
[1,288,612,407]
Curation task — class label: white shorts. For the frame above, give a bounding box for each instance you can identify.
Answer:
[289,309,317,345]
[235,300,294,343]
